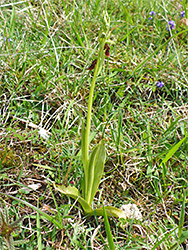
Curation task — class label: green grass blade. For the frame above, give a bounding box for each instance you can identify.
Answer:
[0,193,62,229]
[162,117,181,139]
[92,0,101,17]
[36,201,43,250]
[9,6,15,36]
[158,134,187,168]
[103,204,116,250]
[178,189,186,238]
[179,230,188,245]
[120,25,145,42]
[133,30,188,74]
[48,184,63,228]
[151,227,178,250]
[117,109,123,151]
[71,23,85,47]
[146,121,153,175]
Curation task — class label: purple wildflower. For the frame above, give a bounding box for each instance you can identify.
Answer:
[156,81,164,88]
[148,11,156,20]
[166,20,175,30]
[181,10,185,18]
[3,37,10,42]
[149,11,156,16]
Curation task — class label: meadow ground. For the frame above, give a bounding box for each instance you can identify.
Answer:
[0,0,188,249]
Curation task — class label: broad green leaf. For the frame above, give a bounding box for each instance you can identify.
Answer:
[88,206,127,219]
[53,184,92,214]
[158,134,187,168]
[103,205,116,250]
[77,130,97,157]
[85,140,106,205]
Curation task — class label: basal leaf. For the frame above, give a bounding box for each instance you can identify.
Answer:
[88,206,127,219]
[86,140,106,205]
[53,184,92,214]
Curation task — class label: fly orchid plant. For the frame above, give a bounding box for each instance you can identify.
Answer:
[54,12,127,219]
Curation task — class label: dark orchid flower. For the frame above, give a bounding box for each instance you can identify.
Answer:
[104,43,110,57]
[87,59,97,71]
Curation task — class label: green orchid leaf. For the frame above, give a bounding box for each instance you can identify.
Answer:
[85,140,106,205]
[88,206,127,219]
[53,184,92,214]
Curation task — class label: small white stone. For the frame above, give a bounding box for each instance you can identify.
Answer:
[121,204,142,220]
[38,127,50,140]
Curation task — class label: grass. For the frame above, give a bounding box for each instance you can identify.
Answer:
[0,0,188,249]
